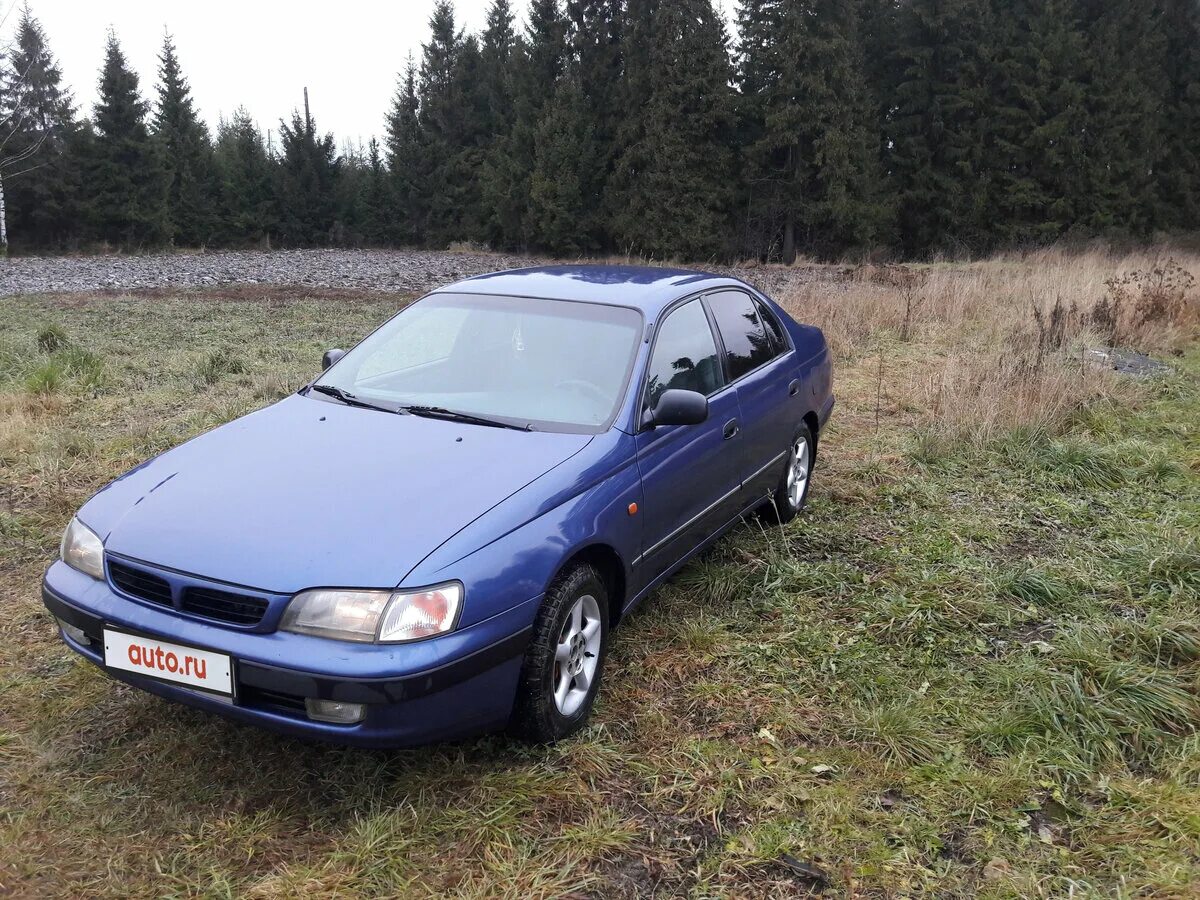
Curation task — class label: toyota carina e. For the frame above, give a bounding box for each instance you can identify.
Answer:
[44,265,834,746]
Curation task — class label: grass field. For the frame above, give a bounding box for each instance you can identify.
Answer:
[1,251,1198,898]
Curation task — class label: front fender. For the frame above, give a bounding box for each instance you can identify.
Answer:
[402,430,642,629]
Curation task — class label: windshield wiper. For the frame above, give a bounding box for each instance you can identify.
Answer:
[401,405,534,432]
[309,384,400,414]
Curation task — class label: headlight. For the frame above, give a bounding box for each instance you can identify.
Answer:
[60,517,105,580]
[280,582,462,643]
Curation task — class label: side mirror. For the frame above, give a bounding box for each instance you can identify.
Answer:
[322,348,346,370]
[643,389,709,429]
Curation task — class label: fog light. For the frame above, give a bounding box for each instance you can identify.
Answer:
[57,618,90,646]
[305,698,366,724]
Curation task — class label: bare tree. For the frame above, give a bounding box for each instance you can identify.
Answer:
[0,80,50,252]
[0,1,63,254]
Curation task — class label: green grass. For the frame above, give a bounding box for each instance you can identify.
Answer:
[36,322,68,354]
[0,290,1197,898]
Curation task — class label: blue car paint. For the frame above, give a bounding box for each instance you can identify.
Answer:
[44,561,534,746]
[635,387,745,567]
[44,265,834,747]
[82,395,593,597]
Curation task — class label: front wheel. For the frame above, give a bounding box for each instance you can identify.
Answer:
[512,563,609,743]
[763,423,815,525]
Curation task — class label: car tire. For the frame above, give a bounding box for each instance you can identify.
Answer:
[763,422,816,525]
[512,563,609,743]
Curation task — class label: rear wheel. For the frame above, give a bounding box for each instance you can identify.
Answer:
[763,423,815,525]
[512,563,609,743]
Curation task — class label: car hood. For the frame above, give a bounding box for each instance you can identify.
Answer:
[81,394,592,593]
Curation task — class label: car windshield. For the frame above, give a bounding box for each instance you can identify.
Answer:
[313,293,644,432]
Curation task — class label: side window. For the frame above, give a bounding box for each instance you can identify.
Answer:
[707,291,774,381]
[645,300,723,409]
[756,298,788,353]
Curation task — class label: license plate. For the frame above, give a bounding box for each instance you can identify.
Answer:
[103,628,234,696]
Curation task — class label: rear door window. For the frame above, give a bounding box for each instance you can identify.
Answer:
[706,290,775,381]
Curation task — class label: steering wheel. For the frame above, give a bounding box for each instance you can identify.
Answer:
[554,379,609,407]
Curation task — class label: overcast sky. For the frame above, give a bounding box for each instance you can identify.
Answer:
[17,0,735,151]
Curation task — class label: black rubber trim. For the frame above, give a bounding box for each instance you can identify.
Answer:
[747,450,789,484]
[236,628,532,704]
[43,581,531,705]
[636,482,742,563]
[43,584,102,638]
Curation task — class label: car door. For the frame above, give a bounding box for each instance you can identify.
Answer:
[705,290,796,500]
[635,298,745,577]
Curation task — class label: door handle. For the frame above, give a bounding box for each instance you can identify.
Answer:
[789,379,801,397]
[723,419,739,440]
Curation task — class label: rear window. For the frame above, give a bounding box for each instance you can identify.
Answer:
[756,298,789,353]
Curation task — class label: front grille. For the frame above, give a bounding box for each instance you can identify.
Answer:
[108,557,272,627]
[108,559,172,607]
[182,586,269,626]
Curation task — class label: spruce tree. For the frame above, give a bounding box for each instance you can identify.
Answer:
[982,0,1088,244]
[735,0,779,257]
[1075,0,1166,236]
[522,0,570,94]
[385,57,425,244]
[857,0,901,245]
[477,0,519,244]
[480,0,518,140]
[610,0,736,259]
[275,90,339,245]
[362,137,389,244]
[1,0,1194,256]
[213,108,276,245]
[737,0,883,261]
[58,125,94,247]
[331,139,373,245]
[413,2,489,245]
[417,1,468,245]
[526,70,595,253]
[887,0,992,256]
[88,32,169,247]
[608,0,659,233]
[153,33,218,246]
[450,34,490,241]
[617,0,658,127]
[1,5,77,249]
[1153,0,1199,231]
[481,0,568,248]
[564,0,624,245]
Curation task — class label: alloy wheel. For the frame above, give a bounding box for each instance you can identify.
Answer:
[786,436,810,509]
[552,593,602,717]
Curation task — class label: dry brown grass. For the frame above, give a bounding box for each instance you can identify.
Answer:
[778,247,1200,443]
[0,393,65,461]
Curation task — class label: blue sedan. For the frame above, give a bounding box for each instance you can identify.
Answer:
[44,266,834,746]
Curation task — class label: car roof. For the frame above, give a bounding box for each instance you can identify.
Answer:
[433,264,755,319]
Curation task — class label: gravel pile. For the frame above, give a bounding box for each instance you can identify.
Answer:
[0,248,835,299]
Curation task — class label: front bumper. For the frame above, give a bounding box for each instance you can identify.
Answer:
[43,561,537,747]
